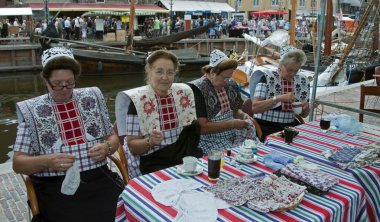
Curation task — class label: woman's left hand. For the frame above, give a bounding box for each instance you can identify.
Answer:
[88,143,108,162]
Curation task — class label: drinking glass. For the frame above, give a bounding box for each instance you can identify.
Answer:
[208,150,222,181]
[320,118,331,133]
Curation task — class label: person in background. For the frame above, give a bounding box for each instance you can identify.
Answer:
[1,18,8,38]
[12,47,123,222]
[115,50,203,179]
[188,49,257,154]
[250,46,310,141]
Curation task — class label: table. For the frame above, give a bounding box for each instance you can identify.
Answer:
[265,121,380,221]
[115,145,368,222]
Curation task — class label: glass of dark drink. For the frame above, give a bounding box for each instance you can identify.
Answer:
[320,118,331,133]
[284,126,295,144]
[208,150,222,181]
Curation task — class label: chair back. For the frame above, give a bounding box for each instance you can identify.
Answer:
[113,122,127,171]
[359,84,380,122]
[375,66,380,86]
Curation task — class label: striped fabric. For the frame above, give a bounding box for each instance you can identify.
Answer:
[115,144,368,222]
[265,121,380,222]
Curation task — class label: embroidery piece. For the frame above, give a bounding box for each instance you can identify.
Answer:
[205,174,306,213]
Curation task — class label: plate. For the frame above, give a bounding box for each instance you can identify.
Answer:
[176,165,203,176]
[235,154,258,164]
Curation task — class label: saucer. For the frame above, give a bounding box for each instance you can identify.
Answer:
[176,165,203,176]
[235,154,258,164]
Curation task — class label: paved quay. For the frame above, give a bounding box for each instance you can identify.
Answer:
[0,80,379,222]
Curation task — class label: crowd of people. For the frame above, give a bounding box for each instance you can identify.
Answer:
[1,13,315,41]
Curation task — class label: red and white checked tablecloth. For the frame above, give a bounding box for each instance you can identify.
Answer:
[115,144,369,222]
[265,121,380,222]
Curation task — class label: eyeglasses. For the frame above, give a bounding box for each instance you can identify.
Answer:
[153,69,176,78]
[47,80,76,91]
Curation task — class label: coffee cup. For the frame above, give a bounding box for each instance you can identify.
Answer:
[292,102,302,115]
[284,126,295,144]
[182,156,197,173]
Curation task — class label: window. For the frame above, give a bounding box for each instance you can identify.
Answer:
[96,0,105,3]
[300,0,306,7]
[272,0,279,6]
[253,0,259,6]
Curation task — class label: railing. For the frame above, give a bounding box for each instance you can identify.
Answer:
[313,99,380,120]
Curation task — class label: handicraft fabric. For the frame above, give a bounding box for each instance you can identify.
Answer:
[277,163,339,194]
[205,174,306,213]
[323,141,380,169]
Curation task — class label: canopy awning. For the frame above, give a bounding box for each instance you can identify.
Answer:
[340,0,361,7]
[27,3,168,14]
[251,10,288,16]
[158,0,235,13]
[0,7,33,16]
[81,11,156,17]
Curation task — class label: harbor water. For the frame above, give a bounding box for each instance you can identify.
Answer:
[0,70,201,164]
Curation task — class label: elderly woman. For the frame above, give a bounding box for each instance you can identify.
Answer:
[12,47,123,222]
[115,50,202,179]
[251,46,310,141]
[188,49,256,154]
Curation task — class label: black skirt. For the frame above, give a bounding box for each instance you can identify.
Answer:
[31,165,124,222]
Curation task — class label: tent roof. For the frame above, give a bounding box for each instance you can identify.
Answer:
[159,0,235,13]
[0,7,33,16]
[251,10,288,16]
[27,3,168,13]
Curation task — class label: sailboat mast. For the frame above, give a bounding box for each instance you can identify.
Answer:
[324,0,333,55]
[128,0,135,50]
[373,0,379,51]
[289,0,297,45]
[332,0,376,81]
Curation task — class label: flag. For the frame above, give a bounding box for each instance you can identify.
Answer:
[338,8,343,21]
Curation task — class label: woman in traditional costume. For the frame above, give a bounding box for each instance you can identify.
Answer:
[188,49,257,154]
[250,46,310,141]
[115,50,202,179]
[12,47,123,222]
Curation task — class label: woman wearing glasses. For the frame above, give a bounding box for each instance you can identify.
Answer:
[187,49,257,154]
[251,46,310,141]
[12,47,123,222]
[115,50,202,179]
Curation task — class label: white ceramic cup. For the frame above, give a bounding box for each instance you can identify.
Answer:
[292,102,302,115]
[182,156,197,172]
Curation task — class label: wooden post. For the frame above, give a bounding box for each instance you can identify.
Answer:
[128,0,135,50]
[289,0,297,45]
[324,0,332,56]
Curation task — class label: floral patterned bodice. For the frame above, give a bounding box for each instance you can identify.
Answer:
[264,70,309,102]
[116,83,196,136]
[16,87,113,151]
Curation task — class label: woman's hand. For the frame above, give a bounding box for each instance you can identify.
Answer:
[149,129,163,146]
[88,143,108,162]
[278,93,295,103]
[232,119,248,129]
[48,153,75,171]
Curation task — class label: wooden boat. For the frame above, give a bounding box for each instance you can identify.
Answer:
[72,47,209,74]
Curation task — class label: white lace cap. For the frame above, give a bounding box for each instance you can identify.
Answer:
[209,49,228,67]
[41,47,74,67]
[280,45,298,60]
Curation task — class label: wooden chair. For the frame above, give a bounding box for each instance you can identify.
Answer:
[295,114,305,124]
[22,147,129,219]
[359,84,380,122]
[374,66,380,86]
[242,98,263,139]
